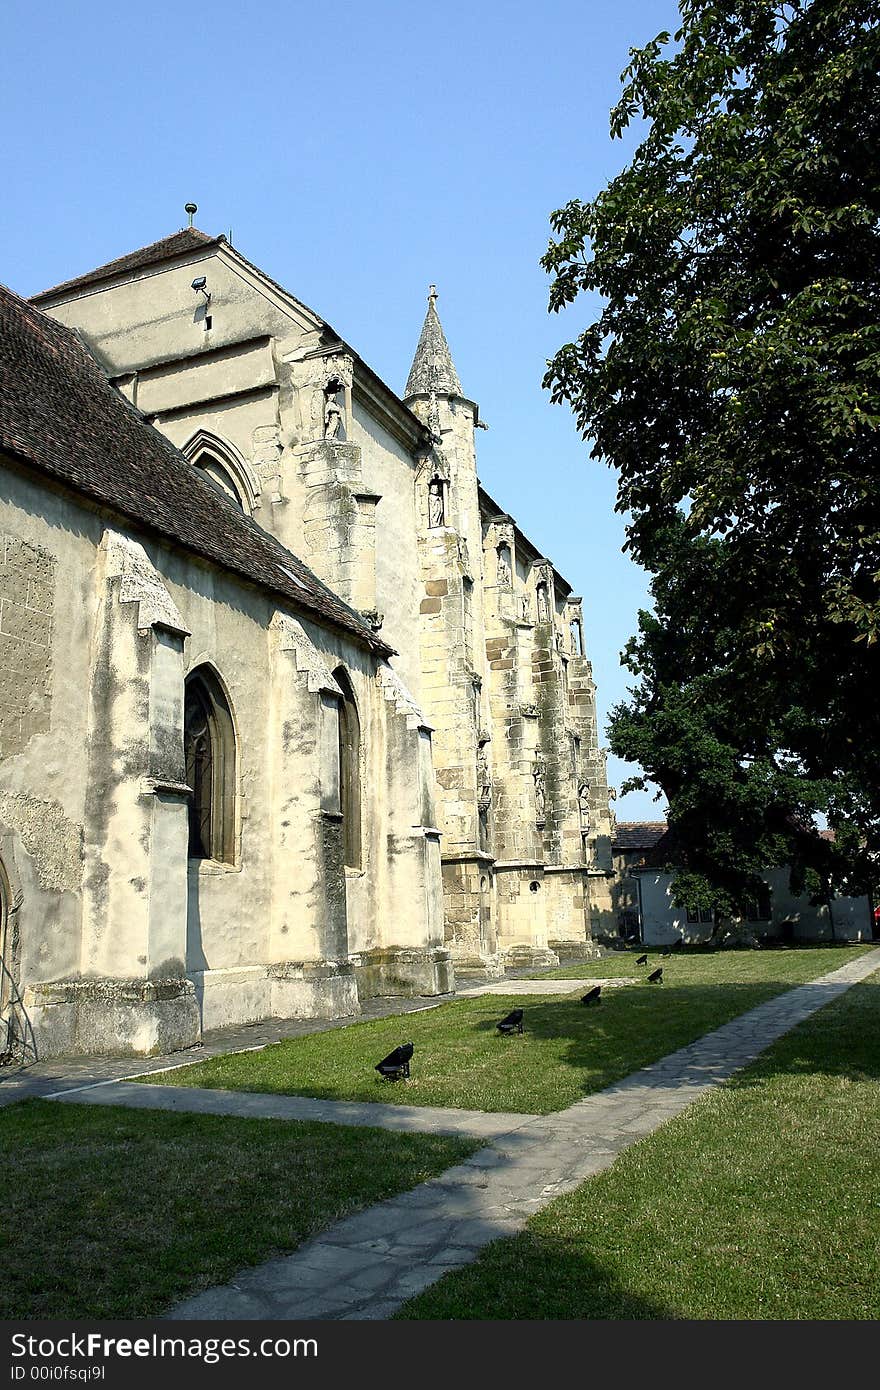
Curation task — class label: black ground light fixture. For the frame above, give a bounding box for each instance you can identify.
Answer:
[581,986,601,1006]
[636,953,648,965]
[648,967,663,984]
[375,1042,414,1079]
[497,1008,524,1035]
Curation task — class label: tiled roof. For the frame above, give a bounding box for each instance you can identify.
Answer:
[612,821,670,851]
[30,229,222,303]
[0,283,391,655]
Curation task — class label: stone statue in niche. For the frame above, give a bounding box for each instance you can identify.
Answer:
[323,384,344,440]
[477,742,491,811]
[428,479,445,528]
[570,619,582,655]
[521,594,531,622]
[537,583,550,623]
[578,783,591,832]
[497,546,512,587]
[533,763,546,821]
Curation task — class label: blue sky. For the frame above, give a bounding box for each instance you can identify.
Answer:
[1,0,685,819]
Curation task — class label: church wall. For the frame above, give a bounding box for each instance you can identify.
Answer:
[0,452,445,1055]
[37,243,617,999]
[0,462,93,1020]
[41,250,312,378]
[348,403,424,699]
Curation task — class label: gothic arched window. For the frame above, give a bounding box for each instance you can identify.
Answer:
[184,667,237,863]
[192,451,246,509]
[333,667,362,870]
[183,431,259,514]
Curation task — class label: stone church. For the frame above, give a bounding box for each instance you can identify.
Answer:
[0,221,614,1059]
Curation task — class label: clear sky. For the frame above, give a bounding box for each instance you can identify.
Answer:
[1,0,685,821]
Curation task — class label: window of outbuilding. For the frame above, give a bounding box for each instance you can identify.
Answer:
[745,888,772,922]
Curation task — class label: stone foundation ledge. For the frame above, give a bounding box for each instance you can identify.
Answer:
[352,946,454,1000]
[192,960,360,1032]
[25,976,200,1060]
[548,937,604,962]
[268,959,360,1022]
[501,945,560,970]
[448,952,506,981]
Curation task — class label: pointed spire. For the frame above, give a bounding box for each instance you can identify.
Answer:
[404,285,463,399]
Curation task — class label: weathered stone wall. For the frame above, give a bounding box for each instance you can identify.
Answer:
[1,452,445,1055]
[40,245,616,990]
[0,533,54,759]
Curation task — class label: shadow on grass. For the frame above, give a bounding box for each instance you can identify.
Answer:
[0,1099,476,1320]
[396,1229,677,1320]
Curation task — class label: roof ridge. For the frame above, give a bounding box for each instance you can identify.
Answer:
[0,282,391,656]
[29,228,221,304]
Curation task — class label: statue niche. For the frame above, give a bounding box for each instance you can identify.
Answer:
[323,379,345,441]
[496,544,512,587]
[428,477,445,528]
[533,762,546,823]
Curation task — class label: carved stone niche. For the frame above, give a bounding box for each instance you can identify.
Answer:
[476,739,492,812]
[533,561,554,624]
[566,597,585,656]
[297,351,355,443]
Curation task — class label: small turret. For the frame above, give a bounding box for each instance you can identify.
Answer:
[404,286,463,400]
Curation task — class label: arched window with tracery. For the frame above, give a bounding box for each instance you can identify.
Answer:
[184,666,237,863]
[332,667,362,870]
[183,431,258,514]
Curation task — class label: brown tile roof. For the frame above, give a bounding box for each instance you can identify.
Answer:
[612,821,669,851]
[0,283,392,655]
[30,229,223,304]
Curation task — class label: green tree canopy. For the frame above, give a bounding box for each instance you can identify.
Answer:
[543,0,880,912]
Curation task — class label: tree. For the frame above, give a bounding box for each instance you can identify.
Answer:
[542,0,880,914]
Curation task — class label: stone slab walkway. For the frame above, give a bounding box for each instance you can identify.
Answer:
[0,955,590,1108]
[457,977,635,997]
[162,947,880,1321]
[0,991,453,1108]
[52,1081,537,1141]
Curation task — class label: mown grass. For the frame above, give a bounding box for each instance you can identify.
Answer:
[397,971,880,1320]
[142,946,874,1115]
[0,1101,475,1320]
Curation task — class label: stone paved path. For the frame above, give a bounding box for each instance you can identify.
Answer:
[52,1081,538,1141]
[0,991,454,1108]
[457,977,635,997]
[0,958,569,1108]
[161,947,880,1322]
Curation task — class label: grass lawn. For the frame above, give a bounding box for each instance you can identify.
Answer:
[397,970,880,1320]
[0,1101,475,1320]
[142,946,875,1115]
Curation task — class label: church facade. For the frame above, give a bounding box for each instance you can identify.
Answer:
[0,223,614,1059]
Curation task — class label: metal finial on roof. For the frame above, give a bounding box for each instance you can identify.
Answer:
[185,203,198,227]
[428,284,438,306]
